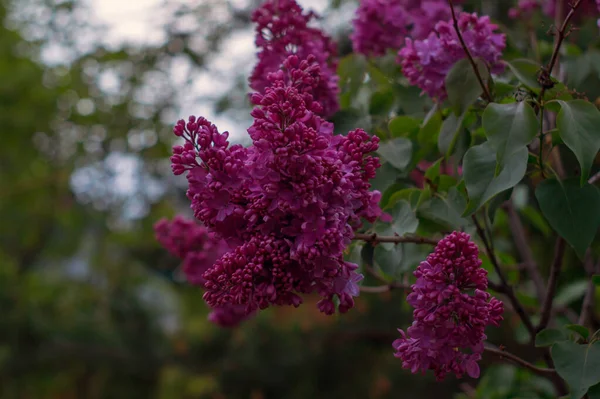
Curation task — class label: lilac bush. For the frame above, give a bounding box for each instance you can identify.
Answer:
[155,0,600,396]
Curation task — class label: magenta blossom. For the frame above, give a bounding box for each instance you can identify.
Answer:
[351,0,462,57]
[170,55,383,317]
[249,0,339,117]
[393,231,504,381]
[154,216,254,328]
[398,12,505,100]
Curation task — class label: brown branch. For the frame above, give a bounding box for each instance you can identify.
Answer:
[472,215,535,336]
[448,0,492,102]
[353,233,438,246]
[537,238,566,332]
[504,202,546,303]
[483,344,557,377]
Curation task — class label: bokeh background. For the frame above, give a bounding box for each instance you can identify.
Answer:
[2,0,599,398]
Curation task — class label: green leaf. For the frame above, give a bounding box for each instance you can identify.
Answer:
[418,187,470,230]
[593,275,600,286]
[445,58,490,115]
[374,245,404,277]
[377,137,413,171]
[535,178,600,258]
[555,100,600,185]
[556,280,590,306]
[566,325,590,340]
[438,112,465,156]
[487,189,513,223]
[535,328,569,347]
[505,59,542,93]
[551,341,600,399]
[463,142,528,216]
[369,89,395,115]
[482,102,539,166]
[521,205,552,237]
[374,200,419,250]
[388,116,420,138]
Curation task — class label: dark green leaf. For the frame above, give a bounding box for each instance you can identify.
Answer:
[535,328,569,347]
[374,200,419,250]
[438,112,465,156]
[388,116,420,138]
[482,102,539,166]
[418,187,469,230]
[551,341,600,399]
[463,142,528,216]
[369,89,395,115]
[445,58,490,115]
[487,189,513,223]
[566,325,590,340]
[535,178,600,258]
[593,275,600,286]
[377,137,413,171]
[505,59,542,93]
[374,245,403,277]
[555,100,600,184]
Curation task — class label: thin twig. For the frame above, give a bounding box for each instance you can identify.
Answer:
[447,0,492,102]
[504,202,546,303]
[353,233,438,246]
[472,215,536,336]
[588,171,600,185]
[579,256,599,327]
[537,238,566,332]
[483,344,557,377]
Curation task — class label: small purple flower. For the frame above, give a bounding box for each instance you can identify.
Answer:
[351,0,463,56]
[393,231,504,381]
[398,12,506,100]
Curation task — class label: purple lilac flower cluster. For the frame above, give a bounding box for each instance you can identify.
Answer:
[154,216,255,327]
[393,232,504,381]
[397,12,505,101]
[170,54,383,317]
[249,0,339,117]
[351,0,462,57]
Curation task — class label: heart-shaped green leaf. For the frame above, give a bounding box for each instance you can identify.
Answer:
[463,142,528,216]
[552,341,600,399]
[446,58,490,115]
[555,100,600,185]
[374,200,419,250]
[482,102,539,166]
[536,328,569,347]
[377,137,413,171]
[535,178,600,258]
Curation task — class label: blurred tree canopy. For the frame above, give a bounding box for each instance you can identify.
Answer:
[2,0,599,398]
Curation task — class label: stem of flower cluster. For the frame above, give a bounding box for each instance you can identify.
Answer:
[447,0,492,103]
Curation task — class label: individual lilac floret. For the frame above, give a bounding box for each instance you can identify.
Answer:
[351,0,462,57]
[154,216,254,328]
[250,0,339,117]
[170,55,383,316]
[398,12,506,101]
[393,231,504,381]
